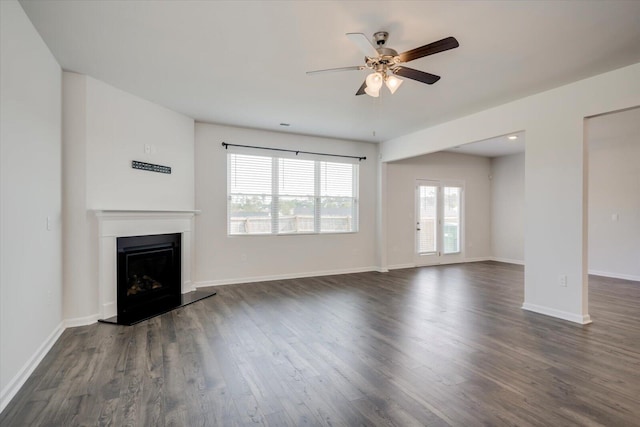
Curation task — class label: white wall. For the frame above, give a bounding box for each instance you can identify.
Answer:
[491,153,525,264]
[194,123,378,285]
[62,72,94,323]
[386,152,492,268]
[0,0,63,410]
[587,108,640,281]
[63,73,194,321]
[84,77,195,210]
[381,63,640,324]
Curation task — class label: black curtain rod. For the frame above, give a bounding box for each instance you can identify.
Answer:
[221,142,366,161]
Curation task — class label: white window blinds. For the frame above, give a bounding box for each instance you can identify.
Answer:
[228,152,359,235]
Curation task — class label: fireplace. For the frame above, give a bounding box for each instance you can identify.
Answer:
[116,233,181,324]
[95,210,216,326]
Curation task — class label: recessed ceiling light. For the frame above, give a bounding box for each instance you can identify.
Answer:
[508,135,518,140]
[280,123,290,127]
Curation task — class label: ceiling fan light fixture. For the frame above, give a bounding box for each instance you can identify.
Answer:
[385,75,403,94]
[365,72,383,91]
[307,32,459,98]
[364,86,380,97]
[364,72,383,97]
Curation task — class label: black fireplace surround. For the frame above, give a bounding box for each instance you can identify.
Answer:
[117,233,182,324]
[97,232,216,326]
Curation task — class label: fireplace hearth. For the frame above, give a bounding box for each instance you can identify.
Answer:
[99,232,215,325]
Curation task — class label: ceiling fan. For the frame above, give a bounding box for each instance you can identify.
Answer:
[307,32,459,97]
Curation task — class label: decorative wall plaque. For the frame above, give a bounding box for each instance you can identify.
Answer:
[132,160,171,174]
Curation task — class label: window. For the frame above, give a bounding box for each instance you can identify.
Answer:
[228,152,358,235]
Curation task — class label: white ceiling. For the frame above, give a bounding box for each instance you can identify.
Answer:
[20,1,640,144]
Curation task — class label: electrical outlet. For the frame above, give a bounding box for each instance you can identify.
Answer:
[559,275,567,287]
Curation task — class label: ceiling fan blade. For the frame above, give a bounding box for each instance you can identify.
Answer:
[346,33,379,58]
[393,67,441,85]
[398,36,459,63]
[306,66,365,75]
[355,80,367,96]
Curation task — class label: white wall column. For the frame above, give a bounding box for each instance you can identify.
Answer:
[376,159,388,272]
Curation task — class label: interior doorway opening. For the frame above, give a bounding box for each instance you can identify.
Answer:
[585,107,640,288]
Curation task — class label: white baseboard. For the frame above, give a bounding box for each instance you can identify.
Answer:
[388,258,494,271]
[464,257,493,263]
[522,302,592,325]
[491,257,525,265]
[101,302,116,320]
[588,269,640,282]
[0,321,65,413]
[194,266,379,288]
[386,263,415,271]
[64,313,100,328]
[182,281,196,293]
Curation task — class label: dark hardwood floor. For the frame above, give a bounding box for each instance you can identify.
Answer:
[2,262,640,426]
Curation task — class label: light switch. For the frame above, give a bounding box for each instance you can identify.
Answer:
[612,213,619,222]
[559,275,567,287]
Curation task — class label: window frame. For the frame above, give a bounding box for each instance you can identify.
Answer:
[227,151,359,236]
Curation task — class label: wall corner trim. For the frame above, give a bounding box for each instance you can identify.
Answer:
[521,303,592,325]
[0,321,65,413]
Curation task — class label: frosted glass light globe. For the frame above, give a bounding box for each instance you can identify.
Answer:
[385,75,403,94]
[365,72,383,91]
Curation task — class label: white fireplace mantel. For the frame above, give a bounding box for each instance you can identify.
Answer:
[94,209,199,319]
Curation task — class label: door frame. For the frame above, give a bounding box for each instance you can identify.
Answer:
[414,179,465,266]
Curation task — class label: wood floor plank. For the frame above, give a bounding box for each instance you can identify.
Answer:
[2,261,640,426]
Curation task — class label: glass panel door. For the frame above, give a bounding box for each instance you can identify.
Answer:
[415,180,463,265]
[416,183,438,255]
[443,186,461,254]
